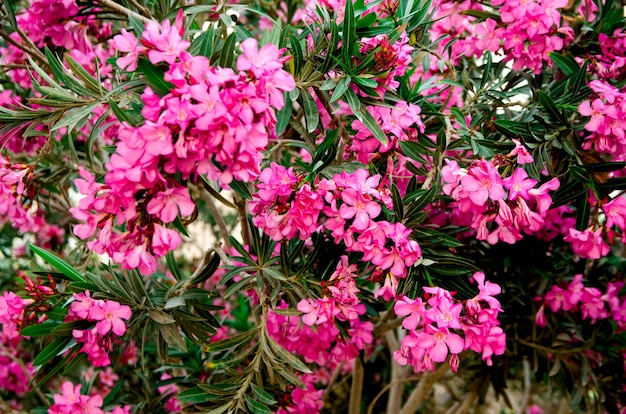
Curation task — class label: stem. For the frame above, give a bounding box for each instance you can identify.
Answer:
[348,357,364,414]
[0,28,47,68]
[322,361,345,406]
[96,0,153,24]
[125,0,154,19]
[398,363,449,414]
[236,197,251,248]
[367,376,422,414]
[516,358,531,414]
[454,391,477,414]
[385,330,404,414]
[420,114,452,190]
[195,184,232,251]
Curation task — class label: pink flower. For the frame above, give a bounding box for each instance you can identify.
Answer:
[237,38,289,77]
[603,196,626,231]
[564,227,610,260]
[146,186,196,223]
[339,188,381,230]
[394,296,424,330]
[416,325,464,363]
[113,29,144,71]
[460,160,506,206]
[89,300,132,336]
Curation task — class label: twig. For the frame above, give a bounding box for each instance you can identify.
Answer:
[398,363,450,414]
[516,358,531,414]
[455,391,477,414]
[194,183,232,251]
[96,0,153,24]
[367,376,423,414]
[14,25,48,64]
[235,196,251,248]
[321,361,345,405]
[385,330,404,414]
[125,0,154,19]
[420,114,452,190]
[348,358,364,414]
[0,28,47,68]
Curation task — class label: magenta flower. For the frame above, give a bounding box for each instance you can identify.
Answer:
[564,227,610,260]
[339,188,381,230]
[416,325,464,363]
[89,300,132,336]
[460,160,505,206]
[394,296,424,330]
[146,186,196,223]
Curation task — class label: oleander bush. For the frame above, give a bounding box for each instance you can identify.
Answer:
[0,0,625,412]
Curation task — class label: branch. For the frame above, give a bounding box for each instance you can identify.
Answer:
[193,183,232,251]
[385,330,405,414]
[398,363,449,414]
[348,357,364,414]
[96,0,153,24]
[515,358,531,414]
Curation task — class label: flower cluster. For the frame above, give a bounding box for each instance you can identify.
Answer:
[441,152,560,244]
[268,257,374,366]
[0,291,32,395]
[71,18,295,275]
[482,0,570,73]
[348,101,425,193]
[251,165,422,287]
[578,80,626,159]
[66,291,132,367]
[537,275,626,329]
[357,33,414,94]
[0,156,65,249]
[394,272,506,372]
[48,381,131,414]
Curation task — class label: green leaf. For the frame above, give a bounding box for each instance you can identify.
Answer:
[223,276,255,298]
[301,89,319,133]
[549,52,579,76]
[137,59,174,96]
[33,337,72,366]
[244,394,273,414]
[172,216,191,238]
[2,0,18,30]
[191,26,215,59]
[219,32,238,69]
[160,323,188,352]
[356,106,388,145]
[269,338,312,373]
[28,244,87,284]
[329,75,352,103]
[128,15,145,37]
[250,383,277,405]
[166,251,182,281]
[205,328,256,352]
[149,309,176,324]
[276,92,292,136]
[51,320,92,336]
[289,34,303,75]
[177,387,219,403]
[20,322,59,337]
[538,90,568,126]
[191,252,221,284]
[342,0,356,64]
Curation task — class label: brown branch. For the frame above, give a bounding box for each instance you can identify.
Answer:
[96,0,152,24]
[348,358,364,414]
[398,363,450,414]
[0,28,47,68]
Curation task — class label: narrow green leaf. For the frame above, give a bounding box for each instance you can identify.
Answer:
[289,34,303,75]
[128,15,145,36]
[177,387,218,403]
[51,320,92,336]
[250,383,277,405]
[160,323,188,352]
[204,328,256,352]
[2,0,17,29]
[276,92,292,135]
[223,276,255,298]
[33,337,72,366]
[538,90,568,126]
[191,252,221,284]
[172,216,190,238]
[342,0,356,64]
[20,322,59,337]
[549,52,579,76]
[29,244,87,283]
[137,59,174,96]
[219,32,237,69]
[148,309,176,324]
[269,338,312,373]
[357,106,387,145]
[244,394,273,414]
[301,89,319,133]
[166,251,182,281]
[329,75,352,103]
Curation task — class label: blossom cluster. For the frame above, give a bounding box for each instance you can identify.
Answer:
[48,381,131,414]
[578,80,626,159]
[394,272,506,372]
[441,150,560,245]
[71,18,295,275]
[0,291,31,395]
[65,291,132,367]
[267,257,373,412]
[269,257,373,366]
[0,156,65,248]
[251,165,422,290]
[536,275,626,328]
[357,33,414,94]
